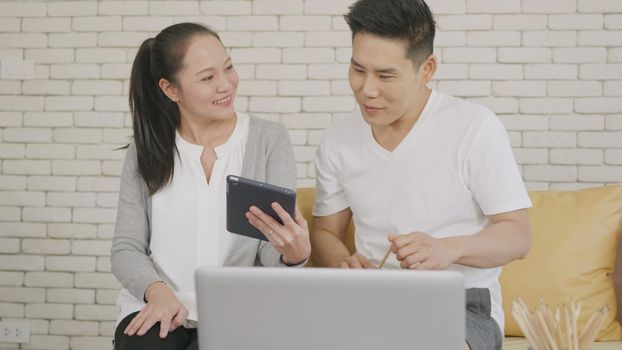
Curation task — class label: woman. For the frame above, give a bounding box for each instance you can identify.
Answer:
[111,23,311,350]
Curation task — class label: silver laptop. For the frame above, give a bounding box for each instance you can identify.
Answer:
[195,267,464,350]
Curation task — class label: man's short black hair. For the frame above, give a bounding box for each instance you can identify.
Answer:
[344,0,436,65]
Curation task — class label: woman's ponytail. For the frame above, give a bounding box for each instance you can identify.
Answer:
[129,37,178,195]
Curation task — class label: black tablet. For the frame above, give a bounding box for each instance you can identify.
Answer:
[226,175,296,241]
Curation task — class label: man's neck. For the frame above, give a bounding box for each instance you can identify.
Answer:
[372,88,432,152]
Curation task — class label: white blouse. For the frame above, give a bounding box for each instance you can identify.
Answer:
[115,113,249,325]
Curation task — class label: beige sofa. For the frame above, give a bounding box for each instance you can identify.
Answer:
[296,186,622,349]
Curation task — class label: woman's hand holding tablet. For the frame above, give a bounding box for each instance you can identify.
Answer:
[226,175,310,265]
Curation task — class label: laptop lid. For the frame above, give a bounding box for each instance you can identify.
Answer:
[195,267,465,350]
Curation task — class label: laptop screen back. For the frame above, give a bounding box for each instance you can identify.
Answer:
[195,267,464,350]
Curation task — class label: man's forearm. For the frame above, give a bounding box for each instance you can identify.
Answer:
[311,230,351,267]
[445,218,531,269]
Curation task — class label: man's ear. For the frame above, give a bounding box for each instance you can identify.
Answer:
[418,54,437,84]
[159,78,179,103]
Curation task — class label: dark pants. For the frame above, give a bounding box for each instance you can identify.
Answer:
[114,312,198,350]
[465,288,503,350]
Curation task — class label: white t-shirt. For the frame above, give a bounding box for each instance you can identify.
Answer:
[313,90,531,332]
[116,113,249,325]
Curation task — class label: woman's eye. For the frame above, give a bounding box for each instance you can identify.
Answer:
[225,65,234,71]
[201,76,214,82]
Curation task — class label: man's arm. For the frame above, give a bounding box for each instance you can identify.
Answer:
[449,208,531,268]
[311,208,353,267]
[391,208,531,270]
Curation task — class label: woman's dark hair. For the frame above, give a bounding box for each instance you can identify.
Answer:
[344,0,436,65]
[129,22,221,195]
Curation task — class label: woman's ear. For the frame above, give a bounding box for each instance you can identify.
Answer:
[159,78,179,103]
[418,54,437,84]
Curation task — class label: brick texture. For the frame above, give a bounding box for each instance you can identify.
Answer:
[0,1,621,349]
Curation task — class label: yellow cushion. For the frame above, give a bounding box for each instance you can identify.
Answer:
[298,186,622,339]
[296,188,317,234]
[500,185,622,340]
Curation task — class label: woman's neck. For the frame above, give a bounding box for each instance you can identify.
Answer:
[178,113,237,149]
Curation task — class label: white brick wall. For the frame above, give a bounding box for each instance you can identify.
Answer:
[0,1,621,349]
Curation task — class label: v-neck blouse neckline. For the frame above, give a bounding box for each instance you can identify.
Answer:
[175,113,248,160]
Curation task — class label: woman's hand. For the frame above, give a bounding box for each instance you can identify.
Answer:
[124,281,189,338]
[247,203,311,265]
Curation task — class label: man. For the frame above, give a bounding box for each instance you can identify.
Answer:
[311,0,532,349]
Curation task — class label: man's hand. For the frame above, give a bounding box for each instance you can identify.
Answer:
[339,252,376,269]
[124,281,189,338]
[389,232,460,270]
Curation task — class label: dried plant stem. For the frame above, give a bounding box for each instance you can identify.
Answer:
[511,298,608,350]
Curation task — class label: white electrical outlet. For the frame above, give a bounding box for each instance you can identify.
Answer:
[0,321,30,343]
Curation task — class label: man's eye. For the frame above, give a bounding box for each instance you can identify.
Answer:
[201,76,214,81]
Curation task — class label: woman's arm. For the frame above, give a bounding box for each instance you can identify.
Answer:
[111,144,188,338]
[110,143,162,300]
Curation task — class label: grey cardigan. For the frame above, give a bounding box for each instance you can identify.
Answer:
[111,116,298,302]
